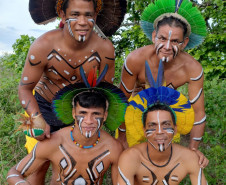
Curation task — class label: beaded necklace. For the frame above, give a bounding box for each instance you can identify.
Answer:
[147,144,173,168]
[70,125,100,149]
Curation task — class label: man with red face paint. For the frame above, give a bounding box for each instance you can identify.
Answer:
[118,0,208,167]
[117,104,208,185]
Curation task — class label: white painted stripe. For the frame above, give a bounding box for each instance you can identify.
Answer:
[21,143,38,175]
[190,69,203,81]
[143,177,150,181]
[6,174,19,179]
[118,167,131,185]
[193,137,202,141]
[162,179,169,185]
[92,151,110,178]
[56,55,62,61]
[64,70,70,75]
[59,145,72,175]
[124,59,133,75]
[47,54,53,60]
[87,168,94,182]
[64,169,77,181]
[194,115,206,125]
[190,88,203,104]
[15,180,26,185]
[198,168,202,185]
[121,80,133,93]
[171,176,179,181]
[153,180,158,185]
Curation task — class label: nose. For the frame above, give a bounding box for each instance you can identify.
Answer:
[78,16,87,25]
[156,124,164,134]
[84,115,95,125]
[163,40,173,50]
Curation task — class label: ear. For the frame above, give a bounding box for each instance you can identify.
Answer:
[60,10,66,24]
[72,108,76,119]
[103,111,108,122]
[174,125,177,135]
[181,37,189,50]
[152,30,157,43]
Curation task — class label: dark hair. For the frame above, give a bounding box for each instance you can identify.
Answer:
[63,0,97,14]
[73,90,107,110]
[156,16,188,38]
[142,103,176,127]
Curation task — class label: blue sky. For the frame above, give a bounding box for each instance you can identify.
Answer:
[0,0,59,55]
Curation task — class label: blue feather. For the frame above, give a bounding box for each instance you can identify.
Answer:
[175,0,183,12]
[145,61,157,88]
[156,59,164,87]
[96,64,109,86]
[79,66,91,88]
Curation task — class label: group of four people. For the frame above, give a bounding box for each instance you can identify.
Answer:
[7,0,209,184]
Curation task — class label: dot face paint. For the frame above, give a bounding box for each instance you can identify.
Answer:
[145,111,175,152]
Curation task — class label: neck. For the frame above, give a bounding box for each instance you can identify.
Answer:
[72,127,99,147]
[147,142,173,167]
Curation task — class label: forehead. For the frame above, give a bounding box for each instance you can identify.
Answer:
[75,103,105,114]
[157,24,184,39]
[146,110,173,123]
[67,0,95,12]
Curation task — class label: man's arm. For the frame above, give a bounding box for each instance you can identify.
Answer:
[187,64,209,167]
[18,41,50,139]
[187,151,208,185]
[117,148,139,185]
[110,140,124,185]
[7,142,50,184]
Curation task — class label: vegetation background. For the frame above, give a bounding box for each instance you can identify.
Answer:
[0,0,225,184]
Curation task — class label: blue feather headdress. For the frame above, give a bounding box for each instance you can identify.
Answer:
[125,60,194,147]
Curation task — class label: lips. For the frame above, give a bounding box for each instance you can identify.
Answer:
[76,30,88,36]
[82,127,96,132]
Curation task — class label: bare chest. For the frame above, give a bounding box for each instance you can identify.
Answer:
[135,162,187,185]
[51,144,111,185]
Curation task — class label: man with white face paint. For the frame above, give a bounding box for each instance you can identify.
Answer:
[7,88,126,185]
[17,0,126,183]
[118,103,208,185]
[119,0,208,165]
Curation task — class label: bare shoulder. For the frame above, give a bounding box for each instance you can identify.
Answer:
[120,143,145,163]
[28,29,61,55]
[173,144,199,165]
[126,45,154,72]
[179,52,203,76]
[95,35,115,54]
[100,130,123,151]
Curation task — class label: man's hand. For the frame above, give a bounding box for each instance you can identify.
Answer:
[192,148,209,168]
[35,124,50,141]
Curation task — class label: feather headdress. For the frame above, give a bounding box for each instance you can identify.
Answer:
[140,0,207,49]
[52,65,127,131]
[29,0,127,37]
[125,60,194,147]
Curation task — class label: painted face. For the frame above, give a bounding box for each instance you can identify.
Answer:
[153,25,185,62]
[144,110,175,152]
[63,0,96,42]
[73,103,106,138]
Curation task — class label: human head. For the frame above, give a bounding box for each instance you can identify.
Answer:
[152,17,189,63]
[72,90,108,138]
[62,0,97,14]
[143,103,176,127]
[143,104,177,152]
[60,0,97,42]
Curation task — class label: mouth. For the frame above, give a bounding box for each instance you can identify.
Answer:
[76,30,89,36]
[82,127,96,132]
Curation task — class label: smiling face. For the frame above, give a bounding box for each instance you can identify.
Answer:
[61,0,96,42]
[152,24,189,62]
[73,103,107,138]
[144,110,176,152]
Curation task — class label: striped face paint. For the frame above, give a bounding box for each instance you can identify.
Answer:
[157,111,161,133]
[163,128,175,134]
[173,45,179,58]
[88,19,95,25]
[79,35,86,42]
[146,129,156,137]
[156,43,164,55]
[95,117,104,132]
[75,116,84,135]
[166,30,172,49]
[65,18,78,38]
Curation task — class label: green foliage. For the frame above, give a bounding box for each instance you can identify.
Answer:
[1,35,35,73]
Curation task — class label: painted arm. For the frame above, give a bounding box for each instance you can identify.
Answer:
[117,149,137,185]
[7,142,48,184]
[18,44,50,139]
[188,67,209,167]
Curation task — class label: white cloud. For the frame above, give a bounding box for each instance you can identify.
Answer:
[0,0,59,55]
